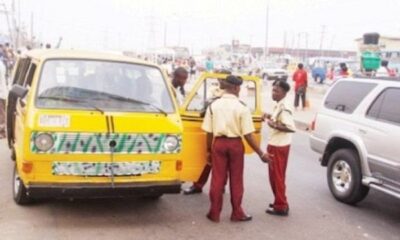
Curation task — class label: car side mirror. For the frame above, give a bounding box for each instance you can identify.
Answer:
[9,85,28,99]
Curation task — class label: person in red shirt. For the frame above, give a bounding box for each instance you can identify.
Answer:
[339,63,349,77]
[292,63,308,110]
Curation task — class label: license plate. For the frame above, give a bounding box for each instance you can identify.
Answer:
[52,161,161,176]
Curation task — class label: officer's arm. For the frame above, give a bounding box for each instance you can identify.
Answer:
[268,109,295,133]
[206,132,213,153]
[243,134,264,157]
[244,134,271,163]
[269,121,295,133]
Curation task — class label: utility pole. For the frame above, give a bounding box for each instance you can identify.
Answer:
[30,12,34,46]
[264,0,270,60]
[11,0,19,48]
[283,31,287,55]
[305,32,309,62]
[163,21,167,47]
[0,1,14,45]
[319,25,326,57]
[330,34,335,50]
[178,21,181,46]
[296,32,301,60]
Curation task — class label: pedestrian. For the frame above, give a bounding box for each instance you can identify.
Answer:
[0,60,7,138]
[189,57,197,79]
[292,63,308,111]
[205,57,214,72]
[263,80,295,217]
[202,75,270,223]
[171,67,188,105]
[183,70,231,195]
[4,43,15,85]
[0,44,4,59]
[338,63,349,77]
[376,60,396,77]
[161,58,173,77]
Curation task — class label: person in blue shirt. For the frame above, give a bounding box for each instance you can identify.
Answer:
[206,57,214,72]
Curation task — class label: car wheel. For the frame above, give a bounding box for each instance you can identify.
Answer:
[327,149,369,205]
[13,164,32,205]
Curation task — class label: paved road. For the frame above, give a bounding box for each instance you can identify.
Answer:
[0,130,399,240]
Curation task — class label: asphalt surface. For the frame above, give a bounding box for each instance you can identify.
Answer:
[0,130,399,240]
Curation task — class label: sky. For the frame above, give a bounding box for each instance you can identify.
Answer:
[1,0,400,54]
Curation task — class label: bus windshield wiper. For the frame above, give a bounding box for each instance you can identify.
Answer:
[100,94,168,116]
[38,96,105,114]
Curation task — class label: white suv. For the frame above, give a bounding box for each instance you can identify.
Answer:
[310,77,400,204]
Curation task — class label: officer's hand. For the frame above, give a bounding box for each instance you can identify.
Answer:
[267,120,276,129]
[206,152,212,166]
[262,113,272,121]
[260,152,273,164]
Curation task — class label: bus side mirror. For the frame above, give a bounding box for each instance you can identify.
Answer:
[9,85,28,99]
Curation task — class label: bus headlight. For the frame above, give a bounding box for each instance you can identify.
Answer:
[164,135,179,152]
[34,133,54,152]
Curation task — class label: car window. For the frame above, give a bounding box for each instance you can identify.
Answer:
[367,88,400,125]
[324,81,377,113]
[24,63,36,87]
[13,58,31,86]
[36,60,175,113]
[186,78,256,113]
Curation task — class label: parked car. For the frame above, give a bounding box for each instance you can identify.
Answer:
[7,50,183,204]
[259,62,288,81]
[311,66,327,83]
[310,77,400,204]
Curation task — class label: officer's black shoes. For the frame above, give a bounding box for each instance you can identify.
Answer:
[265,207,289,217]
[231,214,253,222]
[269,203,274,208]
[183,185,202,195]
[206,213,220,223]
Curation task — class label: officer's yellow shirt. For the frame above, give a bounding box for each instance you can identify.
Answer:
[268,99,296,146]
[202,93,255,137]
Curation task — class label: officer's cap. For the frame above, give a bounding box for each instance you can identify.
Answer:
[225,75,243,86]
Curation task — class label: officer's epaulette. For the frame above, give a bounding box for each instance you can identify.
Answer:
[210,96,221,104]
[283,109,293,115]
[200,96,221,117]
[238,100,247,106]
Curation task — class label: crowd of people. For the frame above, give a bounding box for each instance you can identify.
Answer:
[0,41,54,139]
[0,43,16,138]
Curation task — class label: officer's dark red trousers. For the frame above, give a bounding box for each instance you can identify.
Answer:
[208,137,246,221]
[267,144,291,211]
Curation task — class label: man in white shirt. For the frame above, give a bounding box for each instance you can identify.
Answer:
[171,67,188,105]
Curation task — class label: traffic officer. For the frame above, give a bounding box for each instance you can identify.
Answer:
[202,75,270,223]
[263,80,295,217]
[183,70,230,195]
